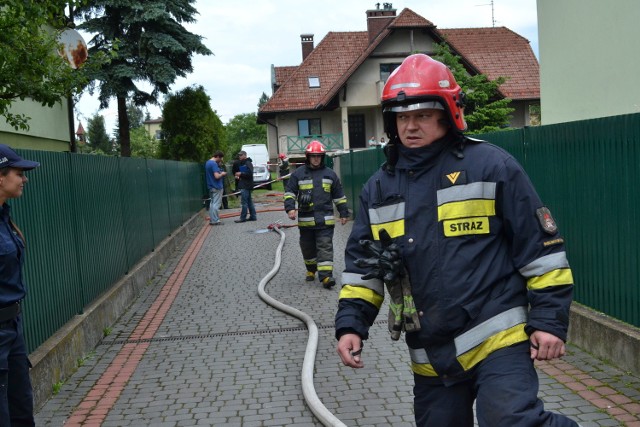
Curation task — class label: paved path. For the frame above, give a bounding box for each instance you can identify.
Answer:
[35,205,640,426]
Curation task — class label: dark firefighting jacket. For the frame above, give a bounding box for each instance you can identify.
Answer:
[284,164,349,228]
[335,134,574,383]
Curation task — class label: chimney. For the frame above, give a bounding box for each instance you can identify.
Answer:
[366,3,396,43]
[301,34,314,61]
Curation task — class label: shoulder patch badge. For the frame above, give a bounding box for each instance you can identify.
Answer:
[536,207,558,235]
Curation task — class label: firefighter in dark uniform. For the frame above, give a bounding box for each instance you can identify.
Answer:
[335,54,578,426]
[284,141,349,289]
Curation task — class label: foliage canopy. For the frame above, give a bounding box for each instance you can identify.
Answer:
[433,43,514,134]
[159,85,225,163]
[0,0,92,130]
[75,0,212,156]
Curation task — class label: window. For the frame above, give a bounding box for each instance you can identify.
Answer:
[308,76,320,88]
[380,63,402,82]
[298,118,321,136]
[154,130,164,140]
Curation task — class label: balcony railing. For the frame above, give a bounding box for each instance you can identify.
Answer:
[283,134,343,153]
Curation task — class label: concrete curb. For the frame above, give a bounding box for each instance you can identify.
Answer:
[28,211,204,411]
[568,302,640,376]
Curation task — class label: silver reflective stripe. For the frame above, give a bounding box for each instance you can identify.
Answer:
[519,252,570,278]
[299,215,314,222]
[324,215,335,222]
[409,347,430,364]
[437,182,496,205]
[369,202,405,224]
[298,179,313,186]
[333,196,347,204]
[389,101,443,112]
[341,272,384,294]
[322,178,333,185]
[284,191,296,199]
[409,306,528,363]
[454,306,528,353]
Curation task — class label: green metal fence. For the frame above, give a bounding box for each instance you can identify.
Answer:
[338,113,640,328]
[9,150,203,352]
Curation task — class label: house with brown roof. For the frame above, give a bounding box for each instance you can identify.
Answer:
[257,4,539,157]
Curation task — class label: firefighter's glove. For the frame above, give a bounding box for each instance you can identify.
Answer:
[298,192,313,212]
[354,229,404,283]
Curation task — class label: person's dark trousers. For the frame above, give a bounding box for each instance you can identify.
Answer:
[413,342,579,427]
[299,227,335,281]
[239,189,256,220]
[0,316,34,427]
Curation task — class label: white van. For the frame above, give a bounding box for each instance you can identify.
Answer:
[240,144,271,190]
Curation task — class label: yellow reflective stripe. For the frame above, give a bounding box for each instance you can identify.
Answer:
[299,219,316,227]
[457,324,529,370]
[300,184,313,190]
[304,259,316,265]
[339,285,384,308]
[527,268,574,290]
[411,361,438,377]
[318,262,333,272]
[438,200,495,221]
[411,324,529,376]
[371,220,404,239]
[323,183,331,192]
[284,193,296,201]
[334,196,347,205]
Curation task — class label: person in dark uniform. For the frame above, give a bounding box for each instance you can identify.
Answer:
[335,54,578,427]
[0,144,40,426]
[284,141,349,289]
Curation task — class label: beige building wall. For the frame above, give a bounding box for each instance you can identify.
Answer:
[538,0,640,124]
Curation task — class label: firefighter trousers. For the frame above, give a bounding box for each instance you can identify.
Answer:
[299,227,335,281]
[413,342,578,427]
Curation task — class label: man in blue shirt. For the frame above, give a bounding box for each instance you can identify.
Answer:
[205,151,227,225]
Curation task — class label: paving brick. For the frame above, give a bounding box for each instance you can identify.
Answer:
[33,210,640,427]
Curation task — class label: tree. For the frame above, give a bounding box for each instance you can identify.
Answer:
[159,85,225,163]
[434,43,514,134]
[75,1,213,157]
[258,92,270,110]
[130,127,159,159]
[225,112,267,159]
[0,0,90,130]
[113,101,145,146]
[86,113,113,154]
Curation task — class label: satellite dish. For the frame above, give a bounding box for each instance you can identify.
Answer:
[58,28,88,69]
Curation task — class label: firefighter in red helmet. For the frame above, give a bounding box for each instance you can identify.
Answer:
[284,141,349,289]
[335,54,577,427]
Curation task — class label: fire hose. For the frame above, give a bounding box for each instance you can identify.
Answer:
[257,223,347,427]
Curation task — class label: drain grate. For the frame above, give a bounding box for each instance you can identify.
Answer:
[102,320,387,346]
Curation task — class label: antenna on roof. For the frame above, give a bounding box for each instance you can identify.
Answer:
[475,0,496,27]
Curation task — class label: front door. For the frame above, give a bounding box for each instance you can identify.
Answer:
[348,114,366,149]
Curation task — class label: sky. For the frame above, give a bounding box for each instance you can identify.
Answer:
[74,0,539,133]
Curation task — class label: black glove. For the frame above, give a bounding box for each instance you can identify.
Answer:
[354,229,404,283]
[298,192,313,212]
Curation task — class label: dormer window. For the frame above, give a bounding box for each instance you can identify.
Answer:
[308,76,320,88]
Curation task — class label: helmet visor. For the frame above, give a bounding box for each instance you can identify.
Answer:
[386,101,444,113]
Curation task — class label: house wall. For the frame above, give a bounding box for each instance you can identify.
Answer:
[143,122,163,140]
[0,98,71,151]
[274,111,342,150]
[373,29,435,56]
[338,29,439,143]
[538,0,640,124]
